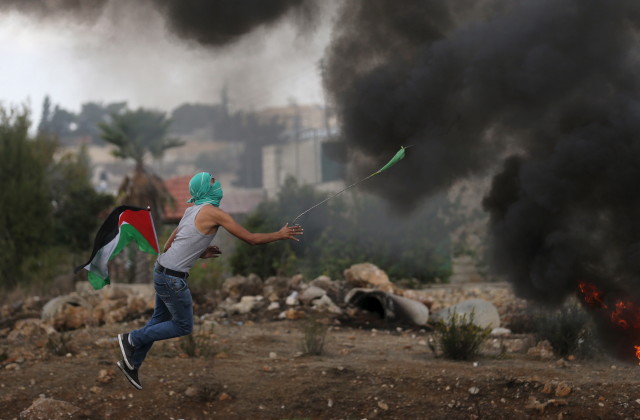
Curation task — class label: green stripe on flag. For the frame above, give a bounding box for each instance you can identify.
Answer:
[88,270,110,290]
[112,223,159,258]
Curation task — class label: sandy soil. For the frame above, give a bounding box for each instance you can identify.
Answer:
[3,314,640,420]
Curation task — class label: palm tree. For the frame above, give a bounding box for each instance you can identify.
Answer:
[99,108,184,282]
[99,107,184,168]
[99,108,183,221]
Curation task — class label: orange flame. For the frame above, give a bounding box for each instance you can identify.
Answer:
[578,281,608,309]
[610,300,640,330]
[578,281,640,362]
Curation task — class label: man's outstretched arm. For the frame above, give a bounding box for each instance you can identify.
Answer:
[215,209,303,245]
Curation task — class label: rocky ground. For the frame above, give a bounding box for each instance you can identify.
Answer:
[3,265,640,419]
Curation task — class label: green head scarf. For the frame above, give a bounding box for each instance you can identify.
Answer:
[187,172,223,207]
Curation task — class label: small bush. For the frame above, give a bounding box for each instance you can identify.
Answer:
[300,317,327,356]
[533,301,597,358]
[193,379,223,402]
[179,325,215,358]
[433,310,491,361]
[46,332,72,356]
[187,259,227,292]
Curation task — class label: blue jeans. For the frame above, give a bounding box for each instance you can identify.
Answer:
[129,265,193,369]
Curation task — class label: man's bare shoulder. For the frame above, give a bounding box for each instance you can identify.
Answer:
[200,204,231,220]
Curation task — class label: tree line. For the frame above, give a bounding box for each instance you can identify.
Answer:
[38,94,290,189]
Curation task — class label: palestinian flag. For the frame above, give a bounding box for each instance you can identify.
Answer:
[75,205,159,290]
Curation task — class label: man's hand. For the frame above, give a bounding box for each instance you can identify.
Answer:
[279,223,304,241]
[200,245,222,259]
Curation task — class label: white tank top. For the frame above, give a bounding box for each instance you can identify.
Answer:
[157,204,217,272]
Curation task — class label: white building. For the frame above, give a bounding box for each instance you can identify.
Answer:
[262,127,345,199]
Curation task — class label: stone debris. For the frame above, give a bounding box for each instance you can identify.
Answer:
[0,261,529,363]
[285,291,300,306]
[377,401,389,410]
[555,382,572,397]
[267,302,281,311]
[19,397,81,420]
[527,340,555,360]
[96,369,115,384]
[8,319,56,345]
[278,309,305,320]
[184,386,199,397]
[222,274,263,300]
[221,296,265,315]
[263,276,292,302]
[311,294,342,315]
[525,395,568,414]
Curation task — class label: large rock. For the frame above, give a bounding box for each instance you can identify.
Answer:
[222,274,263,300]
[221,296,265,315]
[343,263,394,293]
[299,286,327,304]
[20,397,81,420]
[430,298,500,329]
[345,288,430,326]
[41,294,91,322]
[53,305,94,330]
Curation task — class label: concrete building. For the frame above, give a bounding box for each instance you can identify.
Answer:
[262,127,345,199]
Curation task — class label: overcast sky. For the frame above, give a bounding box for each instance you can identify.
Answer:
[0,2,333,125]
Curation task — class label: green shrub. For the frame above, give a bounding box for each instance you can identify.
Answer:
[433,310,491,360]
[192,379,224,402]
[300,317,328,356]
[46,332,72,356]
[179,325,215,358]
[533,301,597,358]
[187,259,227,292]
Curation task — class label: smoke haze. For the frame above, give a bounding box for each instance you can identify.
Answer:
[0,0,331,116]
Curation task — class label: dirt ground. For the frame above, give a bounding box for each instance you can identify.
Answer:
[3,314,640,420]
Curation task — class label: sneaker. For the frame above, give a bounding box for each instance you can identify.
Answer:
[117,360,142,390]
[118,333,135,370]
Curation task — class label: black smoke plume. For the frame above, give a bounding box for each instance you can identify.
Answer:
[150,0,318,47]
[324,0,640,301]
[0,0,318,47]
[323,0,640,359]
